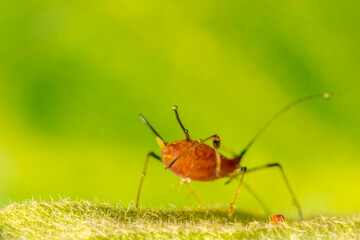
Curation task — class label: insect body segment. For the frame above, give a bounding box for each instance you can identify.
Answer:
[161,139,240,181]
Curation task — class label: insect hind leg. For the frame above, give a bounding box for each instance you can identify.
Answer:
[247,163,303,219]
[242,182,271,215]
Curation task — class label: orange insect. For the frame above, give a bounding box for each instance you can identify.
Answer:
[136,93,331,222]
[269,214,285,223]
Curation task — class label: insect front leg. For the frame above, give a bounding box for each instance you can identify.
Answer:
[136,152,161,208]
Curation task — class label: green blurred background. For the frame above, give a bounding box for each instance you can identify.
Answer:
[0,0,359,217]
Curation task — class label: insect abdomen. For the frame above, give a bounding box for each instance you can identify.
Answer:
[162,140,240,181]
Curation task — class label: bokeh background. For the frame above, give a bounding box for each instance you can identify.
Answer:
[0,0,359,218]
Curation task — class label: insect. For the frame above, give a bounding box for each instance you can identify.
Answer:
[136,93,331,222]
[269,214,285,223]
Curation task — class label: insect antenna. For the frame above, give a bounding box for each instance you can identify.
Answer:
[238,92,332,159]
[172,105,191,142]
[139,114,167,146]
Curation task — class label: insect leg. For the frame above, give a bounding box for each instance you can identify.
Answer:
[243,182,271,215]
[136,152,161,208]
[247,163,303,219]
[212,135,222,177]
[227,166,247,223]
[182,180,203,205]
[225,169,271,215]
